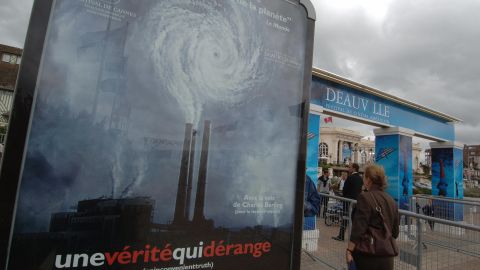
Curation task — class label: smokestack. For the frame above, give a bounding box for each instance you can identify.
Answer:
[173,123,193,224]
[185,129,197,220]
[193,120,211,224]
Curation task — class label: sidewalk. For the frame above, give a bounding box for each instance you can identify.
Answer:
[301,217,480,270]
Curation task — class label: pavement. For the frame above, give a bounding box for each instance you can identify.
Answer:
[300,214,480,270]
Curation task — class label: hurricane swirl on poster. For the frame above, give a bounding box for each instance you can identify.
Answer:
[141,0,266,127]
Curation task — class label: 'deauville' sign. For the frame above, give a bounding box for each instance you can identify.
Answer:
[310,77,456,142]
[311,80,391,125]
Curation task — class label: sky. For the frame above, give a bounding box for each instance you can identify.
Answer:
[0,0,479,146]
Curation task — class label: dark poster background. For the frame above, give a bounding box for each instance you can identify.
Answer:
[3,0,314,269]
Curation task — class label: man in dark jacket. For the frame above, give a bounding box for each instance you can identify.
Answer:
[333,163,363,241]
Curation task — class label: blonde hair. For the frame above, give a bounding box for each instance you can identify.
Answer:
[364,164,388,190]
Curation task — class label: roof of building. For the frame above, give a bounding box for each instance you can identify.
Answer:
[0,44,22,55]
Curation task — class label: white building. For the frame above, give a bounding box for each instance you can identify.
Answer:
[319,126,423,172]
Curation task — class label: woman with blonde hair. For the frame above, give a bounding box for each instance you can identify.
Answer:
[346,164,399,270]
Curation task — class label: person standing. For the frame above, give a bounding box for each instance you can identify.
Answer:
[338,171,347,196]
[318,169,331,218]
[333,163,363,241]
[346,164,399,270]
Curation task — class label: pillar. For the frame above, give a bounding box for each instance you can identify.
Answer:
[305,113,320,230]
[374,127,414,210]
[430,141,464,221]
[302,112,321,252]
[338,140,343,165]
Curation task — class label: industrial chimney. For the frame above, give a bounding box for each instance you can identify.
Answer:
[173,123,194,225]
[193,120,211,225]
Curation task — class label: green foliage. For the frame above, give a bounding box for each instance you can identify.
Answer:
[321,164,331,171]
[413,187,431,195]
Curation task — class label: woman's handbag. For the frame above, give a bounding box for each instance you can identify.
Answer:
[355,192,399,256]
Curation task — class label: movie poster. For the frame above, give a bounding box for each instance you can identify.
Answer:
[305,113,319,230]
[398,135,412,210]
[7,0,311,269]
[306,114,319,182]
[454,148,464,200]
[431,148,455,198]
[375,135,400,204]
[431,147,464,221]
[454,148,464,220]
[375,134,412,210]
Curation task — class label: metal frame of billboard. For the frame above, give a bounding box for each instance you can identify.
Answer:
[0,1,317,269]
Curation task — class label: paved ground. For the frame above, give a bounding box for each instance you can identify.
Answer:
[300,216,480,270]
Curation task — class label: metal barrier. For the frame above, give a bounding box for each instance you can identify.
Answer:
[301,193,480,270]
[411,194,480,226]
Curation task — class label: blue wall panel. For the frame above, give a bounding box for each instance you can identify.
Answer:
[375,134,412,210]
[305,113,320,230]
[431,147,464,220]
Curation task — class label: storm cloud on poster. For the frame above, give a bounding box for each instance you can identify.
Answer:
[13,0,307,233]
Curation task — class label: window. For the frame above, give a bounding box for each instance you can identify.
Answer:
[319,142,328,158]
[9,55,17,64]
[361,150,367,164]
[1,53,10,62]
[1,53,20,64]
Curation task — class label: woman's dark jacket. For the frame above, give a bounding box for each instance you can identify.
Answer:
[350,186,400,251]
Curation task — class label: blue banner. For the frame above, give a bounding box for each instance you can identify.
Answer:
[399,135,413,210]
[454,148,464,220]
[375,135,400,204]
[307,114,320,183]
[454,148,464,199]
[431,147,464,220]
[311,78,455,141]
[432,148,455,197]
[305,113,320,230]
[375,134,412,210]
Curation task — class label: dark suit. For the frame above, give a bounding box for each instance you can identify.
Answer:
[342,172,363,200]
[337,172,363,240]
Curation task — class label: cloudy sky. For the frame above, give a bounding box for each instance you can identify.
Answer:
[0,0,478,145]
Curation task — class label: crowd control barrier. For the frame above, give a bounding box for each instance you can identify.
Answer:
[301,193,480,270]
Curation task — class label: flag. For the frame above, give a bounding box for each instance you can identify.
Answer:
[324,116,333,123]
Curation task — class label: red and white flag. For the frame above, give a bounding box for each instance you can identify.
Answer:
[324,116,333,123]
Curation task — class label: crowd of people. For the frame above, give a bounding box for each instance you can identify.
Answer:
[304,163,399,270]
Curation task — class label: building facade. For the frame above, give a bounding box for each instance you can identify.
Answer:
[464,145,480,169]
[464,145,480,181]
[319,126,423,172]
[0,44,22,144]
